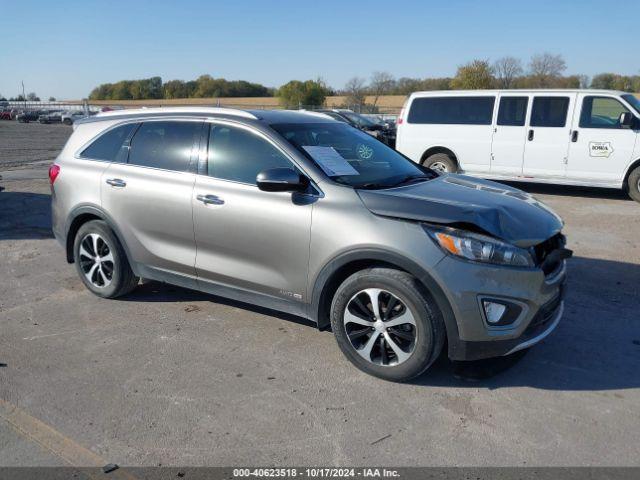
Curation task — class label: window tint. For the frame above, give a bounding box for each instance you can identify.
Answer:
[580,96,630,129]
[497,97,528,126]
[128,121,200,171]
[80,123,137,162]
[207,125,292,184]
[530,97,569,127]
[407,96,495,125]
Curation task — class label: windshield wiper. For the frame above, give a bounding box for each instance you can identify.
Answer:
[390,174,433,187]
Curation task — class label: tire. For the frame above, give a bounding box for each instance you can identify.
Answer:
[73,220,139,298]
[63,118,72,125]
[423,152,457,173]
[330,267,445,382]
[626,166,640,203]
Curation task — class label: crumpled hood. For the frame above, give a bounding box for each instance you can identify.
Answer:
[357,174,563,247]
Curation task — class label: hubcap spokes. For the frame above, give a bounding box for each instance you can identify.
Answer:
[343,288,417,366]
[79,233,113,288]
[430,161,448,172]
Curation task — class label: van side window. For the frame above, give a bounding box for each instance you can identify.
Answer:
[407,97,495,125]
[530,97,569,127]
[80,123,138,162]
[497,97,528,126]
[207,125,292,185]
[579,96,630,129]
[128,121,201,172]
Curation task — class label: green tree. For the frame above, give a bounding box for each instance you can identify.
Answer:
[451,60,495,89]
[26,92,40,101]
[48,96,56,101]
[277,79,329,108]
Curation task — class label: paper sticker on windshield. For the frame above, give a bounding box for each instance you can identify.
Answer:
[589,142,614,157]
[356,143,374,160]
[302,146,359,176]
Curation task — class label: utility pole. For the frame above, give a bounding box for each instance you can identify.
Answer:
[21,81,25,109]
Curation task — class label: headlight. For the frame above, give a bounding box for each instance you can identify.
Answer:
[425,225,534,267]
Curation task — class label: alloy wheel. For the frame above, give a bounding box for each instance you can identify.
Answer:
[429,161,449,172]
[343,288,417,366]
[78,233,114,288]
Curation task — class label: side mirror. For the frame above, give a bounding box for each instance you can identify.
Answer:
[619,112,634,129]
[256,168,309,193]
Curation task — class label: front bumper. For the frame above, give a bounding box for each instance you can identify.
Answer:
[432,254,567,361]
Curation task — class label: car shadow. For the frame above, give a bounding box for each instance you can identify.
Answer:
[0,191,53,240]
[496,180,630,200]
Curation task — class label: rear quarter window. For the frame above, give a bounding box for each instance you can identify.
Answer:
[407,96,495,125]
[80,123,138,162]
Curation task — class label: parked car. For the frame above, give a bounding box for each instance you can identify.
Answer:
[16,110,43,123]
[396,89,640,202]
[39,111,63,124]
[0,108,17,120]
[316,109,396,147]
[50,107,569,381]
[61,111,88,125]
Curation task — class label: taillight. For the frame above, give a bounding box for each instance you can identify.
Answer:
[49,164,60,185]
[397,107,404,125]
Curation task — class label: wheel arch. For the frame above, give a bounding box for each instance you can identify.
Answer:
[310,248,459,354]
[65,205,135,272]
[623,158,640,185]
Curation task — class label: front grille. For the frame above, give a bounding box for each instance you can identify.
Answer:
[532,233,566,276]
[525,291,562,335]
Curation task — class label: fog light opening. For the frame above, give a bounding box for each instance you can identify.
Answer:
[483,301,507,324]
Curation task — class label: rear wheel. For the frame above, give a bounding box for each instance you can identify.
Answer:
[627,166,640,203]
[73,220,139,298]
[423,152,457,173]
[330,267,445,382]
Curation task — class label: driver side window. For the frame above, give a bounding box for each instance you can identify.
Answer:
[579,96,630,129]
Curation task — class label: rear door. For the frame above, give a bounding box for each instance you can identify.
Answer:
[566,94,636,184]
[101,119,202,287]
[522,93,576,178]
[490,94,530,175]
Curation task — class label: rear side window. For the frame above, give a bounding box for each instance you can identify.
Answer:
[407,96,495,125]
[80,123,137,162]
[530,97,570,127]
[497,97,528,126]
[128,121,201,172]
[207,125,292,184]
[579,96,630,129]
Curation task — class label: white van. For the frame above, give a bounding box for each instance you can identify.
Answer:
[395,89,640,201]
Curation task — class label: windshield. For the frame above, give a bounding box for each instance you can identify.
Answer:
[622,94,640,115]
[271,122,435,189]
[340,111,378,127]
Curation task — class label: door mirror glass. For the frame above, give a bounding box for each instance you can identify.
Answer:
[619,111,634,129]
[256,168,309,192]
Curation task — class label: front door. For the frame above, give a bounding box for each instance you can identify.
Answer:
[192,122,313,311]
[566,94,637,184]
[522,93,576,178]
[490,95,530,175]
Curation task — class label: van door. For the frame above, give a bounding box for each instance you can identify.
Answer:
[522,94,576,178]
[566,94,636,184]
[490,95,530,175]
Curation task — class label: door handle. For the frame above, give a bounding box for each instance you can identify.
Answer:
[106,178,126,187]
[196,194,224,205]
[528,129,534,141]
[571,130,579,142]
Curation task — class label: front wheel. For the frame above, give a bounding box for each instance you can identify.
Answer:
[63,118,73,125]
[627,166,640,203]
[330,268,445,382]
[423,153,457,173]
[73,220,139,298]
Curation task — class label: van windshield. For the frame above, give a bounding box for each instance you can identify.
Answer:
[622,94,640,115]
[271,122,436,189]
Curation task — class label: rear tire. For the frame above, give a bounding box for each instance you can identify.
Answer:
[423,152,457,173]
[63,118,72,125]
[627,166,640,203]
[73,220,139,298]
[330,267,445,382]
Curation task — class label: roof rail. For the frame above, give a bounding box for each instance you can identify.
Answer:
[95,106,258,120]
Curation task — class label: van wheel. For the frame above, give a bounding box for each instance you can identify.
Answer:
[424,153,457,173]
[627,166,640,203]
[330,267,445,382]
[73,220,139,298]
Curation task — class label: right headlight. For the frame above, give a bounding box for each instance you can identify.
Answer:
[424,225,534,268]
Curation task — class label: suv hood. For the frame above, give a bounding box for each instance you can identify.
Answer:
[357,174,563,248]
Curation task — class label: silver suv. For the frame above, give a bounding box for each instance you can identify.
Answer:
[50,107,571,381]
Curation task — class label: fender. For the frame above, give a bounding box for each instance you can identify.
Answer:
[64,204,139,275]
[309,248,460,353]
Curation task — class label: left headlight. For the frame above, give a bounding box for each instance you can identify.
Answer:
[424,225,534,268]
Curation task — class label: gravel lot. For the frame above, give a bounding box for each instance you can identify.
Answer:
[0,122,639,467]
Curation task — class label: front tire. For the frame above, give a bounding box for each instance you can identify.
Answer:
[73,220,139,298]
[63,118,73,125]
[330,268,445,382]
[423,152,457,173]
[627,166,640,203]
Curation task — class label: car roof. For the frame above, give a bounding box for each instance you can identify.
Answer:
[409,89,628,98]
